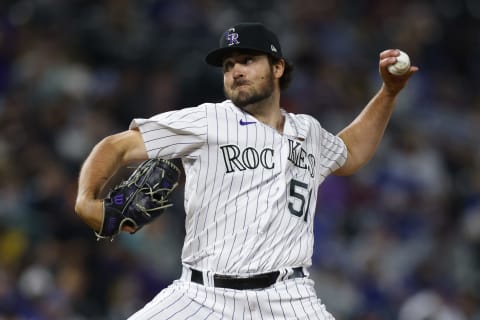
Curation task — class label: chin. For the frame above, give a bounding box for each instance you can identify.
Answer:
[228,93,249,108]
[231,100,248,108]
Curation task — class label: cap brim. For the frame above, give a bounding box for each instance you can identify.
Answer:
[205,48,233,67]
[205,47,275,67]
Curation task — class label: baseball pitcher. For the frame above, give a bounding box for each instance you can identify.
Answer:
[75,22,417,319]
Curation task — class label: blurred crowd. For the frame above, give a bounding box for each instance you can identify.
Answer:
[0,0,479,319]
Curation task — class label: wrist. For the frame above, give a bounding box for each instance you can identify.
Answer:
[379,84,399,100]
[75,196,103,230]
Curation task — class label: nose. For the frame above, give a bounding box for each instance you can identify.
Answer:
[232,63,244,79]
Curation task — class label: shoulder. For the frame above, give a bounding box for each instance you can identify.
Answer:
[290,112,321,125]
[285,110,320,124]
[284,111,322,137]
[147,101,227,121]
[165,100,234,116]
[202,100,237,114]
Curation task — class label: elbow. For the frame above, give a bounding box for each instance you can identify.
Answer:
[333,148,372,176]
[333,162,365,176]
[74,194,87,220]
[74,195,102,232]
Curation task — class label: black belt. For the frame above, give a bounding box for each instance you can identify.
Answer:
[190,267,305,290]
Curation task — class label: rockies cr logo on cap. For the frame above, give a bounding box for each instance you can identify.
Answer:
[225,28,240,46]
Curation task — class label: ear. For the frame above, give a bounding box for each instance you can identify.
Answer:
[272,59,285,79]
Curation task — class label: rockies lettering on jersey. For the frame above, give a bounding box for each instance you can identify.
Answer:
[130,100,347,275]
[220,140,315,177]
[287,138,316,177]
[220,144,274,173]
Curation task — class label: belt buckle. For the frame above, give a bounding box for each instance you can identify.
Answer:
[277,267,304,282]
[276,267,292,282]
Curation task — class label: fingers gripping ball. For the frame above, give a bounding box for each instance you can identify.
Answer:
[96,158,181,240]
[387,50,411,75]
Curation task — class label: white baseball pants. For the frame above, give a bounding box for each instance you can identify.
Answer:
[127,267,335,320]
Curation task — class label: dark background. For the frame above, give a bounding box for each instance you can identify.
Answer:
[0,0,479,319]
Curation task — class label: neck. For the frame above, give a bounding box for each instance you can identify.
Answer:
[242,92,285,133]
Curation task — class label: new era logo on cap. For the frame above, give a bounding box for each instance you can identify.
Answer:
[205,22,284,66]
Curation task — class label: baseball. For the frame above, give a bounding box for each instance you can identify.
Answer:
[387,50,410,75]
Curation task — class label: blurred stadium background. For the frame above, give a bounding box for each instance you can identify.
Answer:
[0,0,479,319]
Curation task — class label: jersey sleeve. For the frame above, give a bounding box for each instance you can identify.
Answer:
[306,115,348,177]
[129,104,208,159]
[320,128,347,173]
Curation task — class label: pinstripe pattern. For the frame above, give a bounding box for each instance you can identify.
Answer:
[132,101,346,274]
[129,100,346,319]
[127,278,335,319]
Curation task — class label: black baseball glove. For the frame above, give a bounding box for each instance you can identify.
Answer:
[96,158,181,240]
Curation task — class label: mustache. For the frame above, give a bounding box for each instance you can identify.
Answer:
[232,79,251,89]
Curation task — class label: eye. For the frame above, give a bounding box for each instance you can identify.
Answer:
[223,61,234,73]
[244,57,254,65]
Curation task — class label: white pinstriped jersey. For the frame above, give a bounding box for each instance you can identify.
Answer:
[130,100,347,276]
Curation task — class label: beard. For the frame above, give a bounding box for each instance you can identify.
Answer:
[224,70,275,108]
